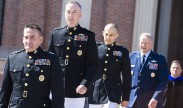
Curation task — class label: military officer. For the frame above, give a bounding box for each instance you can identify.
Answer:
[88,23,132,108]
[48,1,98,108]
[127,33,169,108]
[0,24,64,108]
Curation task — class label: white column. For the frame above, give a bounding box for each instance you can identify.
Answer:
[132,0,158,51]
[156,0,172,57]
[61,0,92,29]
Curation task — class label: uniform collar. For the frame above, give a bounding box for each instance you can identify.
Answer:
[66,24,81,31]
[105,42,117,47]
[25,47,42,55]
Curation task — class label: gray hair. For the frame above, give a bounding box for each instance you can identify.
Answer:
[140,33,154,42]
[66,1,82,9]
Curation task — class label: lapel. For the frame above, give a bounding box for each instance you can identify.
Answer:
[140,51,153,72]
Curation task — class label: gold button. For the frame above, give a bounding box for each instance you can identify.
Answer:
[24,83,28,86]
[68,39,71,42]
[104,68,107,71]
[41,70,43,72]
[69,32,72,35]
[27,64,30,67]
[105,61,108,63]
[28,56,32,59]
[66,55,69,58]
[34,50,37,54]
[106,54,109,56]
[26,73,29,77]
[67,47,70,50]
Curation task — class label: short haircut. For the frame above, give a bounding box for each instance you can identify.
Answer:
[104,23,119,32]
[24,24,43,36]
[66,1,82,9]
[171,60,183,69]
[140,33,154,42]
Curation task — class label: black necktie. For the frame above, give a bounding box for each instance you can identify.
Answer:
[141,55,146,69]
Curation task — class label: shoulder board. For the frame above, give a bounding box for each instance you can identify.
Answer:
[97,42,103,45]
[53,26,65,31]
[10,49,24,55]
[131,51,139,54]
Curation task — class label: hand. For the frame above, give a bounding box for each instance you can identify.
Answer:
[148,98,158,108]
[76,85,87,95]
[120,101,128,107]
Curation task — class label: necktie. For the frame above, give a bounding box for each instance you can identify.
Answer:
[141,55,146,69]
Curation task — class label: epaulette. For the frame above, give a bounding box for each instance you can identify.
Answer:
[10,49,24,55]
[97,42,103,45]
[52,26,65,31]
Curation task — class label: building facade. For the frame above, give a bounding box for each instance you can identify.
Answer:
[0,0,183,79]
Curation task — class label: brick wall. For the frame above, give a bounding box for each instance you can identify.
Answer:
[91,0,136,50]
[168,0,183,64]
[1,0,135,53]
[1,0,63,50]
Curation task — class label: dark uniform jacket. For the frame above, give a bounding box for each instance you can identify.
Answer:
[163,75,183,108]
[48,24,98,98]
[128,51,169,108]
[0,47,64,108]
[88,42,131,104]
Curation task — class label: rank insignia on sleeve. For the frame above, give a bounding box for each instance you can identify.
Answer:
[74,34,88,41]
[113,51,122,57]
[35,59,51,65]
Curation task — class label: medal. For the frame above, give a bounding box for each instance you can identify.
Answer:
[39,75,45,81]
[131,71,134,75]
[151,72,155,77]
[102,74,106,80]
[77,50,82,56]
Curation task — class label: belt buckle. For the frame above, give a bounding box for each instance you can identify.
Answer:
[65,59,68,65]
[23,91,27,98]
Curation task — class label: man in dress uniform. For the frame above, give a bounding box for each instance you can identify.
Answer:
[127,33,169,108]
[48,1,98,108]
[0,24,64,108]
[88,23,131,108]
